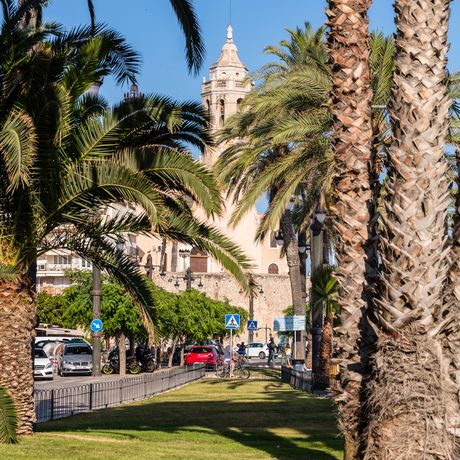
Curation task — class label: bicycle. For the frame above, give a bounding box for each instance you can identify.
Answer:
[216,359,250,379]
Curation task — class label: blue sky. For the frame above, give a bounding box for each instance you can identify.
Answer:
[45,0,460,105]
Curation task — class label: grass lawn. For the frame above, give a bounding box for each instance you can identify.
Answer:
[0,378,342,460]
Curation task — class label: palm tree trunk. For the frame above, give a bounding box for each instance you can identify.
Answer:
[318,316,333,388]
[279,209,304,361]
[326,1,375,457]
[365,1,456,458]
[0,275,36,435]
[442,146,460,444]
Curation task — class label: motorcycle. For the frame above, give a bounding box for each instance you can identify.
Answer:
[102,347,141,375]
[135,346,158,373]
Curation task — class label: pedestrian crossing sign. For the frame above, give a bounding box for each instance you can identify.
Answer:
[225,314,240,329]
[247,320,258,331]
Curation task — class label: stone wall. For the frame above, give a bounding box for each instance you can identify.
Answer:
[151,271,297,343]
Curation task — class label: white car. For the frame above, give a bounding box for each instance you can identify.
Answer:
[33,349,54,380]
[246,343,274,360]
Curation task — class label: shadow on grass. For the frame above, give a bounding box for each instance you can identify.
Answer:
[38,380,342,460]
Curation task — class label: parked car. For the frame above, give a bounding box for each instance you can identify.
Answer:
[185,346,219,367]
[246,343,278,360]
[33,349,54,380]
[57,343,93,376]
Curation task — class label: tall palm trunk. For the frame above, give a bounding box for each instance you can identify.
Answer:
[441,146,460,445]
[0,275,36,435]
[318,315,333,388]
[279,209,304,361]
[326,1,375,458]
[364,1,455,458]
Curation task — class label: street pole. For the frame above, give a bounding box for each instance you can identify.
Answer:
[91,265,102,377]
[310,212,325,376]
[248,292,254,343]
[230,329,233,378]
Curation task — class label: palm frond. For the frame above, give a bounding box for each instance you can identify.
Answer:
[0,386,17,444]
[168,0,204,75]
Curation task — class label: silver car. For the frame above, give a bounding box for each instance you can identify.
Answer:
[57,344,93,376]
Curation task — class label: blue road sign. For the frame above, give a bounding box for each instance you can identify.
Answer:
[90,319,103,333]
[225,314,240,329]
[247,320,258,331]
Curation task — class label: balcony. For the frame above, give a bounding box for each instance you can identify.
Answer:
[37,263,81,272]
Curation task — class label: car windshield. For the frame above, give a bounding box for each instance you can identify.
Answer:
[64,346,92,355]
[190,347,211,354]
[34,349,47,359]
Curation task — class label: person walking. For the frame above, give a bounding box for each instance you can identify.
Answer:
[268,337,276,366]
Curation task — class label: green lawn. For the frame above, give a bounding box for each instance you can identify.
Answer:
[0,378,342,460]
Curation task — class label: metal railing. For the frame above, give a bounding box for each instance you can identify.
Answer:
[34,364,205,423]
[281,365,312,392]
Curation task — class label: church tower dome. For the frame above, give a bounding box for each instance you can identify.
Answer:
[201,25,251,166]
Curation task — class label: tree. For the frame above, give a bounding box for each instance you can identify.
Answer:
[364,1,457,457]
[216,24,332,362]
[326,1,375,458]
[312,266,339,389]
[154,288,247,366]
[0,3,251,434]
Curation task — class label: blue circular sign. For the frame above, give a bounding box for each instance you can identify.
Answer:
[90,319,103,333]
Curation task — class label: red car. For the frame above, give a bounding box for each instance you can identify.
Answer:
[185,346,219,366]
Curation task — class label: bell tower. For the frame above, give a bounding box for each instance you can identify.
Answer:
[201,25,251,167]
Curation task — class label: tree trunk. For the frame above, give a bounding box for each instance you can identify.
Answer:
[171,242,178,272]
[118,333,126,376]
[365,0,456,458]
[317,316,333,389]
[280,209,304,361]
[168,337,178,368]
[442,147,460,445]
[0,275,36,435]
[326,1,375,457]
[180,343,185,366]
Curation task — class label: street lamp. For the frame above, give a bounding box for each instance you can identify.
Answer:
[169,267,203,290]
[310,208,326,377]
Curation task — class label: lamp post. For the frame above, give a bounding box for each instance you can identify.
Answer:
[170,267,203,290]
[91,264,102,377]
[310,209,326,376]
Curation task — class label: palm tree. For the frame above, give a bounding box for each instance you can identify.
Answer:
[0,4,251,434]
[326,1,375,458]
[363,0,456,457]
[216,24,332,361]
[312,266,339,389]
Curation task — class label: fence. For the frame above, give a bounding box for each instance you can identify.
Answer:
[34,364,205,423]
[281,365,312,392]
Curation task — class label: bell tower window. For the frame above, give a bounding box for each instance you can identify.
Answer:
[237,98,243,113]
[219,99,225,127]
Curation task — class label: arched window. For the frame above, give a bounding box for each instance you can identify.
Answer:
[268,263,279,275]
[206,99,210,115]
[236,98,243,113]
[219,99,225,126]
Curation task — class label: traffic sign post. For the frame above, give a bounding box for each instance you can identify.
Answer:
[225,314,240,378]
